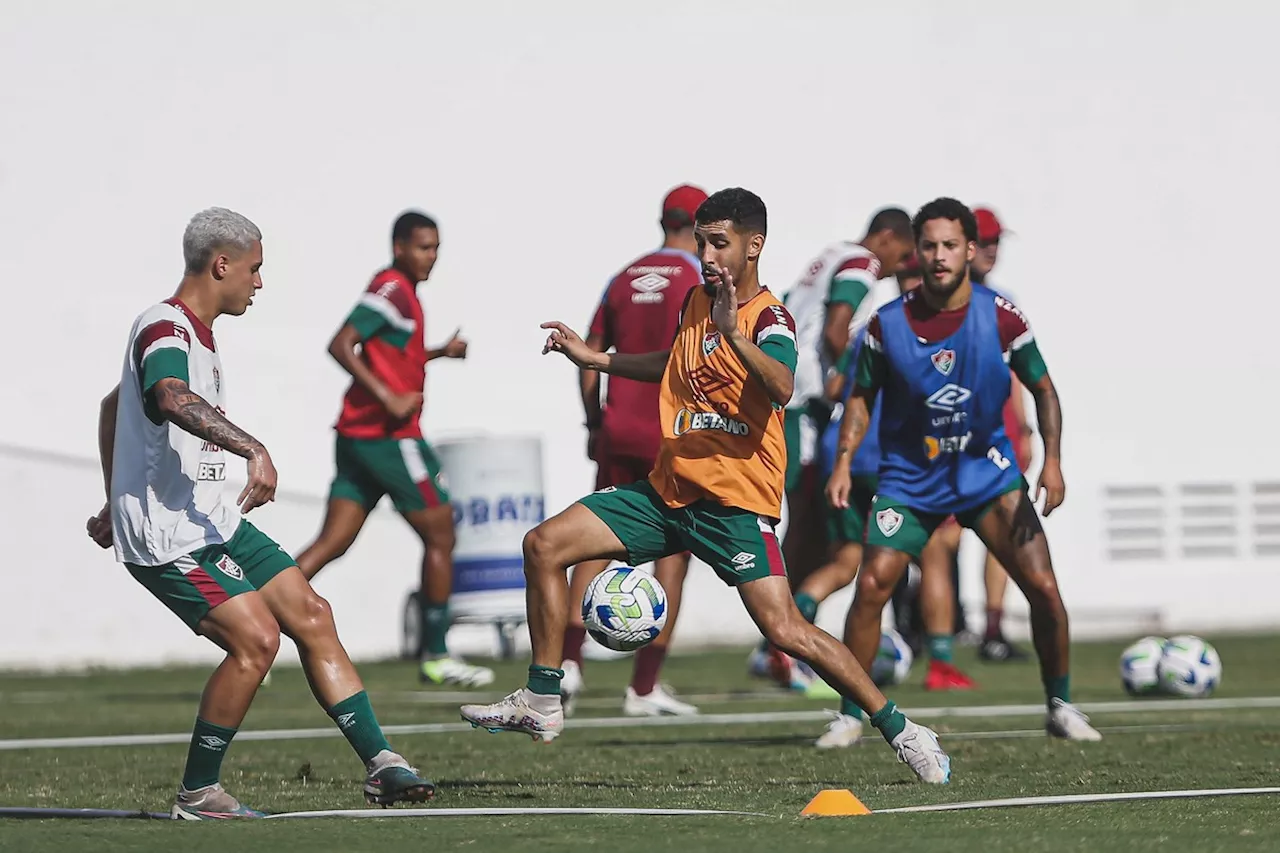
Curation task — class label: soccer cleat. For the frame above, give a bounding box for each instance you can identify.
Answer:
[803,677,840,700]
[460,688,564,743]
[1045,698,1103,742]
[364,750,436,806]
[623,685,699,717]
[768,647,818,691]
[814,711,863,749]
[923,659,976,691]
[420,657,496,688]
[560,660,585,717]
[979,635,1031,662]
[891,720,951,784]
[170,783,266,820]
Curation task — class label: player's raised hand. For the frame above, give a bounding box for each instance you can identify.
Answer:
[86,503,113,549]
[1035,457,1066,516]
[238,446,278,514]
[540,321,595,368]
[441,328,468,359]
[385,391,424,421]
[710,265,739,335]
[825,467,853,510]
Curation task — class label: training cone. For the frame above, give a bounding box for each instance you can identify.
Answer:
[800,789,872,817]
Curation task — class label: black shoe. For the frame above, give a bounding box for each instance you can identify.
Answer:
[979,636,1031,662]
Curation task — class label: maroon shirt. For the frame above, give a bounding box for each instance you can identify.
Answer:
[588,247,702,462]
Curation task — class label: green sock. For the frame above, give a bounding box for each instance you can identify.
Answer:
[181,718,238,790]
[927,634,954,663]
[869,700,908,743]
[794,592,819,624]
[1045,674,1071,706]
[527,665,563,696]
[328,690,393,764]
[420,599,450,658]
[839,697,865,720]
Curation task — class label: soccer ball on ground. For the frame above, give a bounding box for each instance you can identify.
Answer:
[1157,635,1222,697]
[583,567,668,653]
[1119,635,1167,696]
[870,629,914,686]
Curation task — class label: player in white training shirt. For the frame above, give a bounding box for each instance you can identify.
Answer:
[758,208,916,688]
[86,208,433,819]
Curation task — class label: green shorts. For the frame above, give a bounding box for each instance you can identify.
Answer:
[329,435,451,513]
[826,475,879,545]
[864,478,1028,558]
[126,521,295,632]
[578,481,786,586]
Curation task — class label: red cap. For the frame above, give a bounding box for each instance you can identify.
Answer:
[974,207,1005,243]
[661,184,708,228]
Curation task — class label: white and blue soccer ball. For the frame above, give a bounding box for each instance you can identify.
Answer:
[1157,635,1222,697]
[870,629,914,687]
[1119,635,1167,696]
[583,566,668,653]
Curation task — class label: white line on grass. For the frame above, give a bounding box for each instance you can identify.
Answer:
[875,786,1280,814]
[264,807,768,820]
[1,696,1277,751]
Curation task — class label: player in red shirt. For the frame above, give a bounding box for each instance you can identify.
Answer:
[294,211,494,688]
[559,185,706,717]
[970,207,1033,662]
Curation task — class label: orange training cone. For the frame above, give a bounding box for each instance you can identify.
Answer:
[800,789,872,816]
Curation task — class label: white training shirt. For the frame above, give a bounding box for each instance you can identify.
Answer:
[783,241,881,408]
[111,300,241,566]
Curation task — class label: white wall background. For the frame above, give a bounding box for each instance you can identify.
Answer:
[1,1,1277,667]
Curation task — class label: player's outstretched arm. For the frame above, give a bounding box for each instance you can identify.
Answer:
[1028,373,1065,515]
[541,321,668,383]
[150,378,278,512]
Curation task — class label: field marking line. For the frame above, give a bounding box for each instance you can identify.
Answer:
[264,807,768,819]
[2,696,1279,751]
[876,786,1280,814]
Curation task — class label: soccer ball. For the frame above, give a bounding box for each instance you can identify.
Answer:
[1157,635,1222,697]
[870,629,914,686]
[1119,635,1167,696]
[582,567,668,653]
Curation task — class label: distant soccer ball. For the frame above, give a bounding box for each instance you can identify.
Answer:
[1157,635,1222,697]
[870,629,914,686]
[1119,635,1167,696]
[583,567,667,653]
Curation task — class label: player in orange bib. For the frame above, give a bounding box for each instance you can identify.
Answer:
[461,189,951,784]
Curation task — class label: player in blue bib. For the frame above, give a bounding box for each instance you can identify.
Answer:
[826,198,1101,743]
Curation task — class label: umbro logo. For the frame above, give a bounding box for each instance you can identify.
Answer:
[631,273,670,293]
[337,712,357,730]
[199,735,228,750]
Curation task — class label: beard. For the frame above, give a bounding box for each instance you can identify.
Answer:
[922,263,967,300]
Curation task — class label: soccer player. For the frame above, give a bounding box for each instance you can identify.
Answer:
[561,185,706,717]
[85,208,433,819]
[826,198,1101,742]
[759,208,916,688]
[971,206,1034,662]
[461,189,951,784]
[293,211,493,688]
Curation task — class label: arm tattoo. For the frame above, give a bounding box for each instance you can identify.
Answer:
[835,397,870,461]
[154,381,264,459]
[1031,379,1062,461]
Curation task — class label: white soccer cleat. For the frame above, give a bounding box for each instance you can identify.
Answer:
[460,688,564,743]
[420,657,496,688]
[623,685,699,717]
[814,711,864,749]
[561,660,585,718]
[891,720,951,784]
[1045,698,1103,742]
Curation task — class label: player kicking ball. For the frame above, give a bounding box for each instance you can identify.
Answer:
[86,208,434,818]
[826,198,1101,743]
[461,188,950,784]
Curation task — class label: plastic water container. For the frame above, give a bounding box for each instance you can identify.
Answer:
[401,434,544,658]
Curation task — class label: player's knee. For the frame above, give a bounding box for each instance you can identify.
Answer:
[854,567,896,608]
[291,592,337,642]
[522,523,565,572]
[234,621,281,674]
[1022,571,1066,617]
[762,613,810,658]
